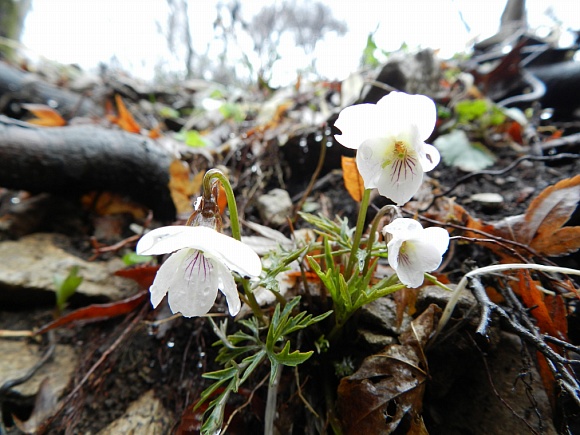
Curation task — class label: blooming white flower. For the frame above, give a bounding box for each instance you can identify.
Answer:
[382,218,449,288]
[136,225,262,317]
[334,91,440,205]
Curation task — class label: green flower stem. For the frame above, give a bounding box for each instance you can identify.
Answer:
[344,188,372,280]
[203,169,265,322]
[362,205,399,277]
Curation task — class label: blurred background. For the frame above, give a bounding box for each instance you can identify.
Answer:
[3,0,580,86]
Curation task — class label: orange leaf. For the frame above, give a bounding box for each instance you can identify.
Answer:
[81,191,147,220]
[516,270,567,339]
[169,160,199,215]
[527,175,580,254]
[114,94,141,133]
[148,125,162,139]
[22,103,66,127]
[341,156,365,202]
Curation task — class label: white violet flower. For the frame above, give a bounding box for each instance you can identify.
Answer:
[334,91,440,205]
[382,218,449,288]
[136,225,262,317]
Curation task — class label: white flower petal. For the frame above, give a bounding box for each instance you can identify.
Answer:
[406,240,444,274]
[386,237,404,270]
[421,227,450,256]
[378,92,436,141]
[378,159,424,205]
[383,218,423,238]
[334,104,383,149]
[149,248,190,308]
[356,138,390,189]
[214,260,241,316]
[393,259,426,288]
[418,143,441,172]
[137,226,261,278]
[167,250,219,317]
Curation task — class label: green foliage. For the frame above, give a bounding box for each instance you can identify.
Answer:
[53,265,83,313]
[196,297,331,435]
[455,99,506,127]
[362,33,381,67]
[434,129,496,172]
[175,129,208,148]
[219,102,246,122]
[121,252,153,266]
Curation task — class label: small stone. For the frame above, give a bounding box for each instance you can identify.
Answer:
[470,192,504,209]
[0,341,77,397]
[97,390,173,435]
[0,233,139,306]
[256,189,293,226]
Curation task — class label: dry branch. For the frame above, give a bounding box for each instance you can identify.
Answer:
[0,116,176,220]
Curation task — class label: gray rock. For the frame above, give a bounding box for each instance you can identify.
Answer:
[97,390,173,435]
[0,340,76,397]
[0,233,139,305]
[256,189,293,226]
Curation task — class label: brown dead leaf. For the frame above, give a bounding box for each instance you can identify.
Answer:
[431,176,580,260]
[526,176,580,255]
[22,104,66,127]
[114,94,141,133]
[337,305,439,434]
[516,270,568,339]
[81,191,147,220]
[341,156,365,202]
[169,161,200,215]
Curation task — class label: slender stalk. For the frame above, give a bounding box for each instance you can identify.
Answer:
[362,205,399,276]
[264,366,283,435]
[203,169,265,322]
[293,133,327,221]
[344,189,372,280]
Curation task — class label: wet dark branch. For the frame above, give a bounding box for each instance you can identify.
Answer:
[469,276,580,406]
[0,116,176,220]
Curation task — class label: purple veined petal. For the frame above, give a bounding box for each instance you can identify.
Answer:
[168,250,219,318]
[386,237,404,271]
[394,240,442,288]
[418,143,441,172]
[378,154,424,205]
[136,226,261,278]
[215,259,241,316]
[148,248,190,309]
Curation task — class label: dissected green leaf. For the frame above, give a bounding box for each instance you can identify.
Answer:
[434,129,496,172]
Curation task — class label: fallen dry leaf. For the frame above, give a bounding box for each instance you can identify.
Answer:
[81,191,148,220]
[341,156,365,202]
[337,305,440,434]
[114,94,141,133]
[168,161,201,215]
[22,103,67,127]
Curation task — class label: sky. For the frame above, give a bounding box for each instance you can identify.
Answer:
[21,0,580,86]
